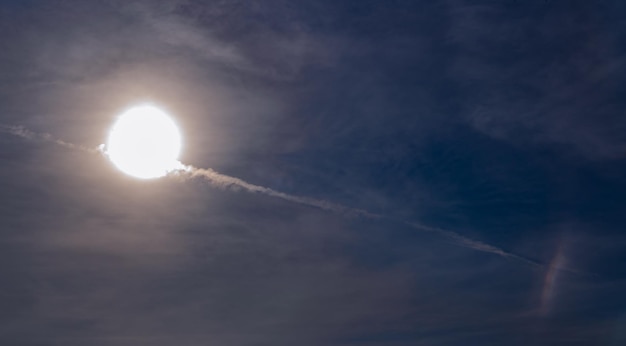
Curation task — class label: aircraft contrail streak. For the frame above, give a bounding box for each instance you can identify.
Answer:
[0,124,98,153]
[179,165,378,218]
[180,165,540,267]
[1,124,540,267]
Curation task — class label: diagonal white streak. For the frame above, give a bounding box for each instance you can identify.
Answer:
[1,124,539,266]
[0,124,99,154]
[180,165,540,266]
[404,222,541,267]
[178,165,378,218]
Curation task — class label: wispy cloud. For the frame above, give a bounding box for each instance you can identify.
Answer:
[179,165,377,218]
[405,221,541,267]
[1,125,540,267]
[0,124,98,154]
[447,1,626,160]
[178,166,538,266]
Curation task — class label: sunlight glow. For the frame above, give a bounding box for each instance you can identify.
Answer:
[106,105,182,179]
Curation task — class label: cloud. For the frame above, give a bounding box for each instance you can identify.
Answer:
[1,124,538,266]
[447,1,626,159]
[0,124,98,153]
[180,165,376,218]
[405,221,541,267]
[1,2,622,344]
[181,166,538,266]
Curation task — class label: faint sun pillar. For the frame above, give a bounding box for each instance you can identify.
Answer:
[540,241,566,316]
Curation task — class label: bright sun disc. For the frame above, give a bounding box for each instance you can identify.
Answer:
[107,105,182,179]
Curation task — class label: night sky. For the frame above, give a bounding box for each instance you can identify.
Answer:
[1,1,626,345]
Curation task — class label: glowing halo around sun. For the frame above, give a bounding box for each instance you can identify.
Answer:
[106,105,182,179]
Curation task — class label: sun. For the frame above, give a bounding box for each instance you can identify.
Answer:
[106,105,182,179]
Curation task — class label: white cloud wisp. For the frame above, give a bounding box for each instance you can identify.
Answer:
[1,125,539,267]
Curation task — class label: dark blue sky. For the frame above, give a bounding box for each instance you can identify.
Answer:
[1,1,625,345]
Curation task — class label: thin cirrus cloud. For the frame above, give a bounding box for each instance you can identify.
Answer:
[448,0,626,159]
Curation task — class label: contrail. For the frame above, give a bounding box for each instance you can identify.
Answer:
[404,221,541,266]
[177,165,540,267]
[0,124,98,154]
[176,165,378,218]
[1,124,539,267]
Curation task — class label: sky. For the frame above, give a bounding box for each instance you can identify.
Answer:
[1,1,626,345]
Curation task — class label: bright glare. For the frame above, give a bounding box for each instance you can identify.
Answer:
[106,105,182,179]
